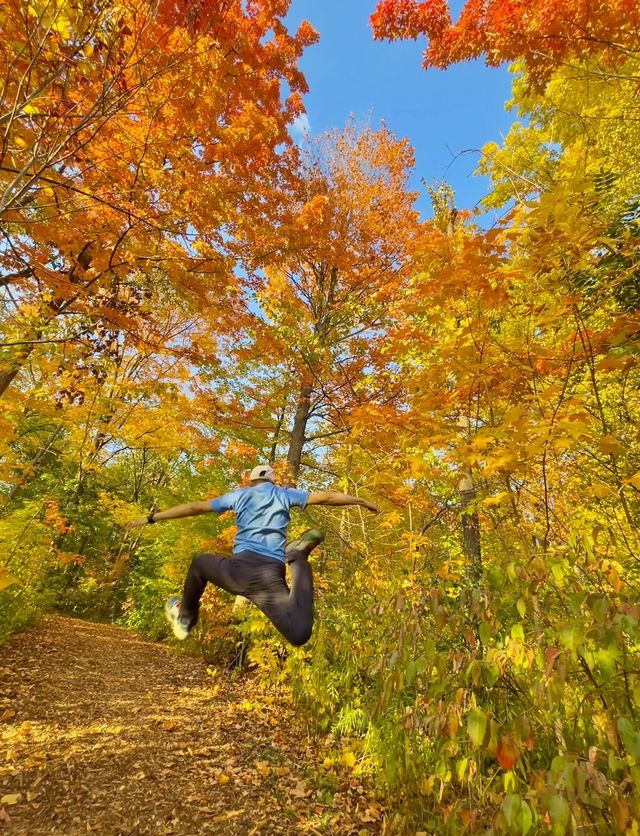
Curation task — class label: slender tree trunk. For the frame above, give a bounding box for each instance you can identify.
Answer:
[456,409,482,584]
[0,346,34,398]
[339,454,353,562]
[459,473,482,584]
[433,190,483,583]
[4,426,65,504]
[286,380,313,484]
[269,402,286,464]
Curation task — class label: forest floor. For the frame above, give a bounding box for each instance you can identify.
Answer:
[0,617,385,835]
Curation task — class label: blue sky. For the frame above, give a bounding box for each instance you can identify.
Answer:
[285,0,515,221]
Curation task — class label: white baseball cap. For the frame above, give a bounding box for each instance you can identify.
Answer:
[249,464,276,483]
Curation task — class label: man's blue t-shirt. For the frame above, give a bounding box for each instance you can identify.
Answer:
[210,482,309,563]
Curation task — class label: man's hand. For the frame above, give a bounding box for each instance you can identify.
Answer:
[125,518,149,530]
[124,501,213,531]
[307,491,380,513]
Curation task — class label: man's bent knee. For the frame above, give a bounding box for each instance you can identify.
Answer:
[191,552,214,573]
[286,624,313,647]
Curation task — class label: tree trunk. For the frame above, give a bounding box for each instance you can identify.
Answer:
[286,381,313,484]
[459,473,482,584]
[4,426,65,504]
[0,345,34,398]
[269,402,286,464]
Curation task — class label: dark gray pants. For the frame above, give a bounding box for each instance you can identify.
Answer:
[181,550,313,646]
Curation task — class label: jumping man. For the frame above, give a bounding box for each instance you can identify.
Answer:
[126,464,379,646]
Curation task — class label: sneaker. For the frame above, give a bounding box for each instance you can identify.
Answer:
[285,528,325,563]
[164,596,193,641]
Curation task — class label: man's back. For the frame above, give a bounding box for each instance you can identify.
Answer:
[210,482,309,562]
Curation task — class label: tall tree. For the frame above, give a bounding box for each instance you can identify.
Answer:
[252,123,422,482]
[0,0,317,399]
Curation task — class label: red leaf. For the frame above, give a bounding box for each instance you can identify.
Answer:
[496,736,519,770]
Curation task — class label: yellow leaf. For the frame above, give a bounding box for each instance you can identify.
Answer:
[52,13,72,37]
[625,472,640,490]
[596,356,628,371]
[608,565,622,593]
[470,434,495,450]
[599,435,625,456]
[340,751,357,768]
[0,566,19,591]
[0,794,21,805]
[482,491,510,507]
[217,773,230,784]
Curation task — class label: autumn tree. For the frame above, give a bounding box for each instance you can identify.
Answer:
[1,0,317,493]
[0,0,317,398]
[371,0,640,82]
[243,122,422,483]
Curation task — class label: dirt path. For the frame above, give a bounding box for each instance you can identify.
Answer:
[0,617,382,835]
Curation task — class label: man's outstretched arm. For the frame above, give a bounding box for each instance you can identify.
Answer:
[126,500,213,529]
[306,491,379,514]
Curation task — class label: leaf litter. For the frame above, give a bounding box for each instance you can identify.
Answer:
[0,616,383,834]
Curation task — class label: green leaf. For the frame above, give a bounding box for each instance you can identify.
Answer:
[516,599,526,618]
[503,770,517,793]
[517,800,533,835]
[511,623,525,641]
[467,707,487,747]
[591,596,610,623]
[487,565,504,588]
[456,757,468,781]
[482,663,500,687]
[549,794,570,835]
[479,621,492,645]
[617,718,640,758]
[502,793,521,826]
[559,625,580,651]
[405,659,417,687]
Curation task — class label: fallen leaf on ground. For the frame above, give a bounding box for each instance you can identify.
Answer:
[291,780,309,798]
[1,794,21,805]
[212,809,244,823]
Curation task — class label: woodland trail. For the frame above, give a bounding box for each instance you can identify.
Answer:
[0,617,382,836]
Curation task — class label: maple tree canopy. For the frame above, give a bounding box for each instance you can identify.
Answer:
[371,0,640,80]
